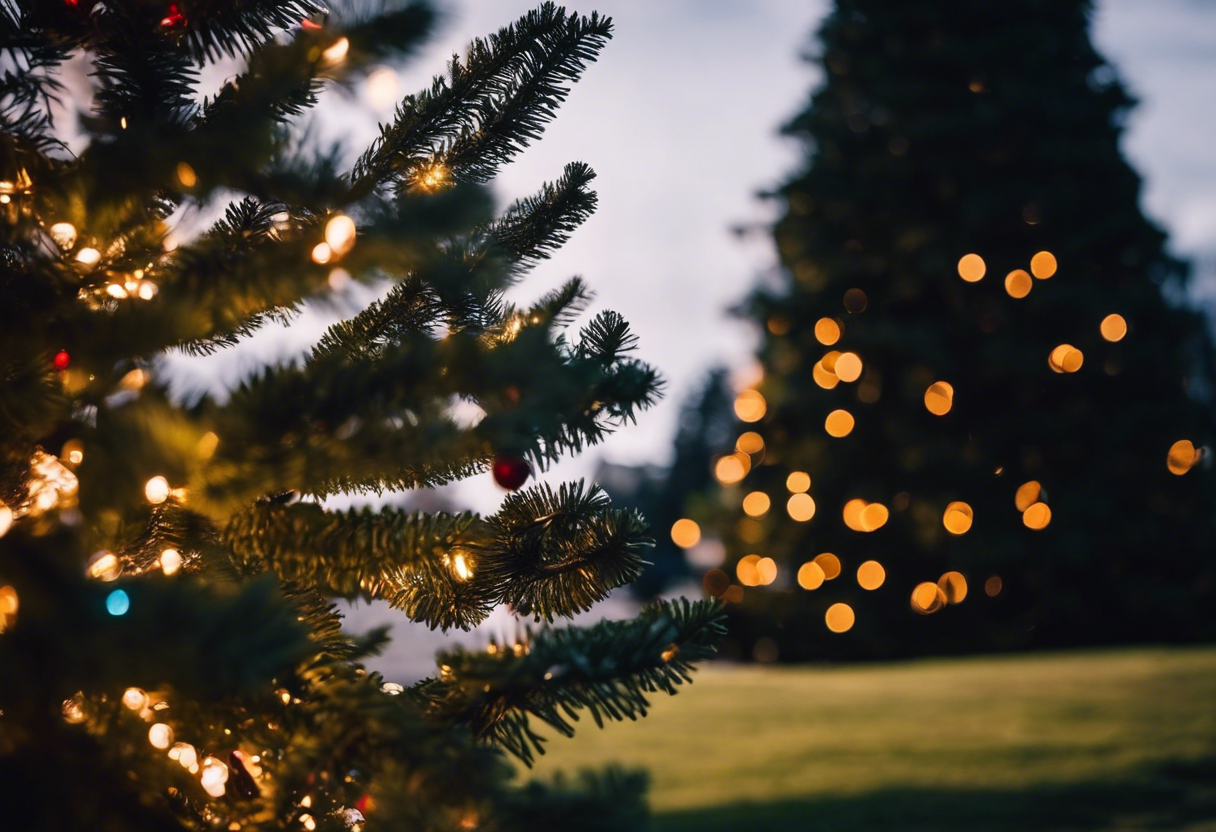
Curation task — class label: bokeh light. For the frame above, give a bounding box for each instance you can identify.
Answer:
[1048,344,1083,373]
[815,317,842,345]
[714,452,751,485]
[957,253,986,282]
[755,557,778,586]
[1030,250,1057,279]
[787,493,816,522]
[825,602,855,633]
[671,518,701,548]
[1167,439,1200,475]
[843,288,868,313]
[1004,269,1032,298]
[797,561,826,590]
[813,359,840,389]
[937,571,968,604]
[842,498,868,531]
[942,501,974,535]
[924,381,954,416]
[985,575,1004,597]
[786,471,811,493]
[813,552,842,580]
[106,589,130,616]
[834,352,863,383]
[911,582,947,614]
[825,409,855,437]
[1022,502,1052,530]
[736,431,765,455]
[857,560,886,590]
[860,502,889,531]
[1014,480,1042,512]
[1100,313,1127,342]
[742,491,772,517]
[734,390,767,422]
[703,569,730,597]
[736,555,762,586]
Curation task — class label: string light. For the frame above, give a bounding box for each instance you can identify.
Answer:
[942,501,973,534]
[714,452,750,485]
[856,560,885,590]
[86,551,121,581]
[797,561,825,589]
[49,222,77,249]
[1167,439,1200,475]
[1048,344,1083,373]
[957,253,985,282]
[734,390,766,422]
[785,471,811,493]
[670,518,701,548]
[0,503,11,538]
[814,317,842,345]
[1004,269,1032,298]
[122,687,149,710]
[1100,314,1127,342]
[311,242,333,264]
[834,352,862,383]
[144,476,171,504]
[937,571,967,603]
[924,381,953,415]
[106,589,130,616]
[1022,502,1052,529]
[148,723,174,749]
[75,247,101,267]
[1014,481,1041,512]
[736,431,765,454]
[451,551,472,581]
[175,162,197,188]
[812,552,841,579]
[786,492,816,521]
[824,409,855,437]
[200,757,229,797]
[0,584,17,632]
[911,582,946,614]
[825,602,855,633]
[325,214,357,257]
[159,548,183,575]
[322,36,350,66]
[1030,251,1057,279]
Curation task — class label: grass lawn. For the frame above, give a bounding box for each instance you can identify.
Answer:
[523,647,1216,831]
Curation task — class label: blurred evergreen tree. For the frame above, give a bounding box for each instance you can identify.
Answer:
[699,0,1216,661]
[0,2,723,828]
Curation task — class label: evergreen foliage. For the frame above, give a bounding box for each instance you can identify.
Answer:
[701,0,1216,660]
[0,2,723,828]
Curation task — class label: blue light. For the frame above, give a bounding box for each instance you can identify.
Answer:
[106,589,130,616]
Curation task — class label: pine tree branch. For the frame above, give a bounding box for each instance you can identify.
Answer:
[348,3,610,198]
[413,598,726,765]
[477,481,650,621]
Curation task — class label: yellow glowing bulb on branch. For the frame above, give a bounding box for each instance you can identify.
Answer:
[145,476,171,504]
[451,551,473,581]
[122,687,148,711]
[75,247,101,267]
[148,723,174,749]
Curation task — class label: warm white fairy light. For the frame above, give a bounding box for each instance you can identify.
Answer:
[144,476,170,504]
[75,247,101,266]
[0,503,11,538]
[148,723,174,749]
[49,222,77,249]
[200,757,229,797]
[324,214,356,257]
[122,687,149,711]
[24,451,79,515]
[160,548,182,576]
[322,36,350,66]
[311,242,333,264]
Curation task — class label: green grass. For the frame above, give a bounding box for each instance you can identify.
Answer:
[524,648,1216,831]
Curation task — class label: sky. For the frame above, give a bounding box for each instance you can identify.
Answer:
[157,0,1216,676]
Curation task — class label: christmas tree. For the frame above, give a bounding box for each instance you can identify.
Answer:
[0,2,724,829]
[698,0,1216,661]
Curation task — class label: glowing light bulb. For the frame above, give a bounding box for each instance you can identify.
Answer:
[797,561,825,590]
[742,492,771,517]
[785,471,811,493]
[0,503,11,538]
[1100,314,1127,342]
[311,242,333,264]
[381,682,404,695]
[106,589,130,616]
[957,253,985,282]
[1030,251,1057,279]
[160,548,182,575]
[451,551,472,581]
[857,560,885,590]
[176,162,197,188]
[122,687,148,710]
[201,757,228,797]
[733,390,766,422]
[149,723,174,749]
[49,222,77,249]
[86,550,121,581]
[75,247,101,266]
[825,602,855,633]
[786,492,816,522]
[144,476,170,504]
[365,66,399,109]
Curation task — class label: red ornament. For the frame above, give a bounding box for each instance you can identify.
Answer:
[300,17,323,29]
[53,350,70,370]
[160,4,186,27]
[355,793,375,814]
[492,455,530,490]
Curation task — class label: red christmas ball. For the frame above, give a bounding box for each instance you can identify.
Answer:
[492,455,530,490]
[53,350,70,370]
